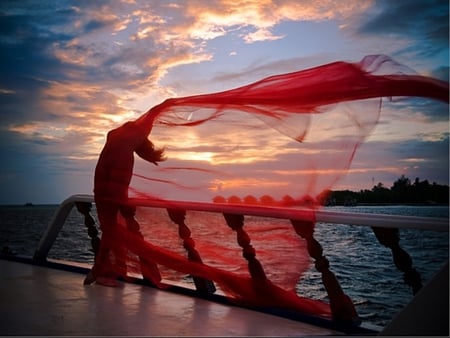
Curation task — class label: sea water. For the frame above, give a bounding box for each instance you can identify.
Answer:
[0,204,448,327]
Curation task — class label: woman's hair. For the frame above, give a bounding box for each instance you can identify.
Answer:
[151,144,166,163]
[136,139,167,165]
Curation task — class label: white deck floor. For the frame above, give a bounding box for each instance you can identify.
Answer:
[0,259,343,336]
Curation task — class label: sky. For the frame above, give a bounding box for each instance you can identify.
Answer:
[0,0,448,205]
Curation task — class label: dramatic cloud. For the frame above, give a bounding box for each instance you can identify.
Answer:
[0,0,447,203]
[356,0,449,71]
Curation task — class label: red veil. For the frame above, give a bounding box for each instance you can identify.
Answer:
[92,55,448,320]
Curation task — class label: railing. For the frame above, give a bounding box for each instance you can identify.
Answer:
[34,194,97,262]
[34,194,448,262]
[33,194,448,330]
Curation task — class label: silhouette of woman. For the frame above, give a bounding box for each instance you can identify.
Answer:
[85,104,166,286]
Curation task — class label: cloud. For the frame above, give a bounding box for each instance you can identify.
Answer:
[210,54,341,90]
[0,1,377,103]
[393,136,449,184]
[338,135,449,190]
[174,0,372,43]
[0,0,447,203]
[431,66,450,82]
[383,98,450,123]
[356,0,449,59]
[0,0,375,125]
[0,124,97,204]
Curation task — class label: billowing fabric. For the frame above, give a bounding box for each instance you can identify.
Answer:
[130,55,448,205]
[91,55,449,318]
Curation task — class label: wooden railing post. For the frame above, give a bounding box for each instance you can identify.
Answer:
[75,202,100,258]
[167,209,216,294]
[291,219,360,325]
[372,227,422,294]
[223,213,267,281]
[120,205,163,286]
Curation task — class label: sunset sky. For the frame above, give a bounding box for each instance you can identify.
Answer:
[0,0,448,204]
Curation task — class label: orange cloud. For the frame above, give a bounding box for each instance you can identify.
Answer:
[13,0,379,175]
[48,0,375,119]
[178,0,373,43]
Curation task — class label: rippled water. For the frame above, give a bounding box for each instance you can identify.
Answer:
[0,204,448,327]
[300,206,448,327]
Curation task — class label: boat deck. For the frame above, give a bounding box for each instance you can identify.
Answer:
[0,258,344,336]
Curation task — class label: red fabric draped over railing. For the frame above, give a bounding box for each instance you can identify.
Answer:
[87,55,448,321]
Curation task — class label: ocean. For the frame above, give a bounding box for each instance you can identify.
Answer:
[0,203,448,328]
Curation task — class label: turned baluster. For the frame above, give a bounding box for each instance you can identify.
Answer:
[120,205,162,286]
[167,209,216,294]
[223,213,267,281]
[372,227,422,294]
[75,202,100,258]
[291,219,360,324]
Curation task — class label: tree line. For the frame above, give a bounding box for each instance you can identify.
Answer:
[325,175,449,206]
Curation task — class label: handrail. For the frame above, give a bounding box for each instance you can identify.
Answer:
[34,194,448,261]
[34,194,449,262]
[33,194,94,261]
[316,210,448,232]
[129,197,449,232]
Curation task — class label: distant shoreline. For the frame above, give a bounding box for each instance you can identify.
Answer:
[328,202,449,207]
[0,204,60,207]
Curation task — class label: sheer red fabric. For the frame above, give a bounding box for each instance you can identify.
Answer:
[129,54,448,205]
[90,55,449,319]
